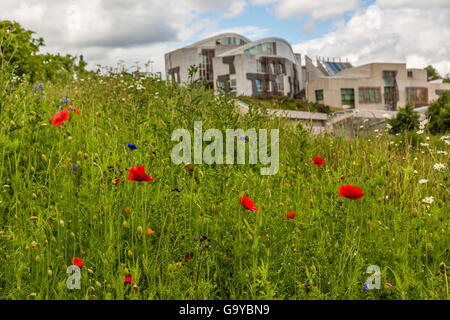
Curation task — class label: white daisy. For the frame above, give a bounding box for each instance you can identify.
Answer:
[419,179,428,184]
[440,135,449,140]
[422,196,434,204]
[437,150,448,155]
[434,163,445,171]
[420,143,429,147]
[416,130,424,134]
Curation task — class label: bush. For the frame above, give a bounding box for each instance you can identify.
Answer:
[388,102,420,134]
[237,94,331,113]
[426,90,450,134]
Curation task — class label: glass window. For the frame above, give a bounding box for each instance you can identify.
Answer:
[341,88,355,106]
[315,90,324,102]
[230,79,237,92]
[407,71,413,78]
[268,80,273,92]
[256,80,262,92]
[266,42,272,55]
[256,44,263,54]
[406,87,428,106]
[359,87,381,103]
[276,75,284,91]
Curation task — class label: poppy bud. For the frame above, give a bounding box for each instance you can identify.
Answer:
[67,136,72,141]
[70,232,75,238]
[60,220,64,227]
[137,226,143,235]
[84,153,88,159]
[48,269,53,277]
[122,220,128,228]
[127,250,133,258]
[32,193,37,200]
[35,255,41,263]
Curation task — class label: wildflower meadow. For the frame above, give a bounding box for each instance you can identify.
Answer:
[0,72,448,300]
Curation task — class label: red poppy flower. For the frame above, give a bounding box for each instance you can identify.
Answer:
[115,178,120,184]
[240,195,259,211]
[311,156,324,167]
[188,167,194,172]
[51,109,70,126]
[339,185,365,200]
[128,166,154,182]
[185,253,193,261]
[71,257,84,268]
[125,275,132,284]
[286,212,296,219]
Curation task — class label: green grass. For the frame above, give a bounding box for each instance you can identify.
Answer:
[0,73,448,300]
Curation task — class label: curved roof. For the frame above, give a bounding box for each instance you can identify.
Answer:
[185,33,251,48]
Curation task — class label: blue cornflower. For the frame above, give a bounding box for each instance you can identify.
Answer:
[127,143,137,150]
[363,283,370,291]
[238,136,248,141]
[70,164,78,170]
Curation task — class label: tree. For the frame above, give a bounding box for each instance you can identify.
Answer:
[426,90,450,133]
[0,20,87,82]
[388,102,420,134]
[424,65,440,81]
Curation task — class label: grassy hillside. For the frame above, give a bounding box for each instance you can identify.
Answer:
[0,73,448,300]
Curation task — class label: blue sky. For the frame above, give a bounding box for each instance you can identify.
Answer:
[1,0,449,76]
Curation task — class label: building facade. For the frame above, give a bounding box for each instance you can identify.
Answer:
[165,33,304,97]
[306,57,450,110]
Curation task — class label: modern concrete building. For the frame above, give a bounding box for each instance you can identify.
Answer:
[165,33,304,97]
[305,57,450,110]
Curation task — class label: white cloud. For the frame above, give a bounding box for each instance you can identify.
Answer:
[0,0,247,74]
[224,1,247,18]
[202,26,269,40]
[251,0,360,20]
[293,4,450,76]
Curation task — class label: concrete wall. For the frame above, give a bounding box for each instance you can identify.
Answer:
[164,47,199,83]
[306,62,450,110]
